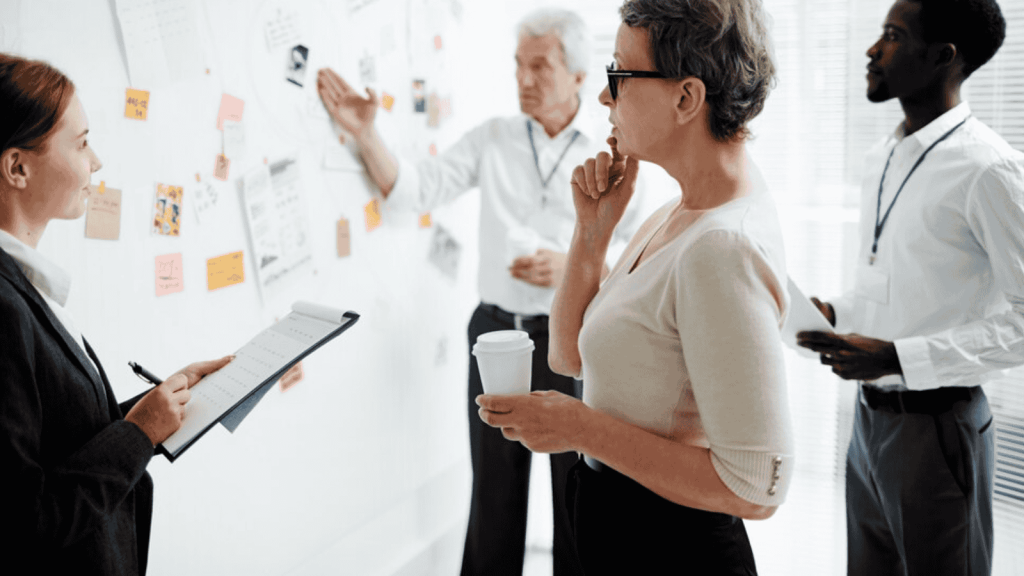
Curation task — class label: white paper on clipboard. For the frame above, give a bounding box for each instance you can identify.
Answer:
[781,277,835,359]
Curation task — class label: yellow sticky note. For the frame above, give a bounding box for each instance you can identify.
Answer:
[381,92,395,111]
[337,218,351,257]
[125,88,149,120]
[364,199,381,232]
[207,251,245,291]
[419,213,432,228]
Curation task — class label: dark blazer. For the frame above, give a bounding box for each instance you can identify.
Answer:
[0,246,155,576]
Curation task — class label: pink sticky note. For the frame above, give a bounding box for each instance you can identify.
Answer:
[155,253,184,296]
[217,94,245,130]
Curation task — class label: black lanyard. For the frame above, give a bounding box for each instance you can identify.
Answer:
[527,120,580,205]
[871,115,970,264]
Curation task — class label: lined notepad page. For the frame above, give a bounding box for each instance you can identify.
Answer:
[161,302,350,455]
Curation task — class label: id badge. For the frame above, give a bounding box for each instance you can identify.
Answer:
[855,263,890,304]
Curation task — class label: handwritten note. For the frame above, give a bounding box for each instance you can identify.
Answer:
[214,154,230,181]
[85,183,122,240]
[419,213,432,228]
[364,199,381,232]
[381,92,395,111]
[337,218,351,257]
[427,93,440,127]
[152,184,183,236]
[125,88,149,120]
[207,251,245,291]
[222,119,246,158]
[192,179,218,224]
[155,253,184,296]
[217,93,244,130]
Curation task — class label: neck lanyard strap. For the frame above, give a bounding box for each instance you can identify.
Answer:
[872,115,970,261]
[527,120,581,190]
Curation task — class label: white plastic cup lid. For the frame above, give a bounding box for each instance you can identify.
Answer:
[473,330,534,354]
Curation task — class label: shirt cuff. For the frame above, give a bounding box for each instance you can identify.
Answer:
[894,335,939,391]
[382,155,419,213]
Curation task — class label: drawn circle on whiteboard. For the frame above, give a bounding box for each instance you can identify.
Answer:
[246,0,343,145]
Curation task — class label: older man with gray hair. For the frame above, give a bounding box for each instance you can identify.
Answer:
[317,8,646,576]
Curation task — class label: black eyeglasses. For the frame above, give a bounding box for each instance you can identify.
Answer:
[606,61,668,100]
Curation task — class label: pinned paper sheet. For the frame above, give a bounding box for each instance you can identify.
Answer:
[337,218,351,257]
[364,198,381,232]
[124,88,149,120]
[155,253,184,296]
[222,120,246,158]
[207,251,245,291]
[214,154,230,181]
[427,93,440,127]
[85,183,122,240]
[434,35,443,50]
[192,179,218,224]
[359,53,376,84]
[428,224,461,280]
[419,213,432,228]
[781,277,836,359]
[217,93,244,130]
[381,92,395,111]
[152,184,183,236]
[429,143,438,156]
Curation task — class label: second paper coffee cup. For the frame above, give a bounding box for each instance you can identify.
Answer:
[472,330,534,395]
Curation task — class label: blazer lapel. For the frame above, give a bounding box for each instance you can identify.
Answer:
[0,248,108,409]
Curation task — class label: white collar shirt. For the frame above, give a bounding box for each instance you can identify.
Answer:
[0,228,99,376]
[831,102,1024,390]
[386,104,647,316]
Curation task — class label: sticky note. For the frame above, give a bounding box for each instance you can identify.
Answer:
[125,88,149,120]
[214,154,230,181]
[419,213,432,228]
[427,93,440,127]
[152,184,183,236]
[381,92,395,111]
[85,183,122,240]
[429,143,437,156]
[337,219,351,257]
[155,253,184,296]
[364,199,381,232]
[207,251,245,291]
[217,93,245,130]
[434,35,443,50]
[439,96,453,119]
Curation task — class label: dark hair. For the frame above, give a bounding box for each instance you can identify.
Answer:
[909,0,1005,77]
[0,54,75,154]
[619,0,775,142]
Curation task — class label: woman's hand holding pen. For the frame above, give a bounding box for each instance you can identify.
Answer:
[570,136,640,241]
[125,356,233,446]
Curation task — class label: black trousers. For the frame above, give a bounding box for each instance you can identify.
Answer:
[461,304,584,576]
[567,457,758,575]
[846,385,995,576]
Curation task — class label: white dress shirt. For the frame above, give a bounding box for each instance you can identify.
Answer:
[386,105,645,316]
[831,102,1024,390]
[0,229,99,376]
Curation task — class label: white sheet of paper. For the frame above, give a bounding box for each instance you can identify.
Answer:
[782,277,835,359]
[161,302,355,456]
[114,0,207,89]
[222,120,246,159]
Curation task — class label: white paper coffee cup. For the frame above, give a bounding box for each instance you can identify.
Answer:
[472,330,534,395]
[506,227,540,265]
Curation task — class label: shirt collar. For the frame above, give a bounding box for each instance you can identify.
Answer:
[525,97,598,144]
[893,101,972,148]
[0,229,72,306]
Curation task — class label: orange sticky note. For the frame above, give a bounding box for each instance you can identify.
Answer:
[216,93,245,130]
[125,88,149,120]
[337,218,351,257]
[207,251,245,291]
[434,35,443,50]
[381,92,395,111]
[155,253,184,296]
[364,199,381,232]
[419,213,432,228]
[214,154,230,181]
[85,184,121,240]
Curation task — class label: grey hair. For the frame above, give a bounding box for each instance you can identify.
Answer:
[517,8,591,74]
[620,0,776,142]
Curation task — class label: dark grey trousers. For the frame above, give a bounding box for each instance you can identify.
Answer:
[846,385,995,576]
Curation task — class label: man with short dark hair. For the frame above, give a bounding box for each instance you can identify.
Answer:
[797,0,1024,574]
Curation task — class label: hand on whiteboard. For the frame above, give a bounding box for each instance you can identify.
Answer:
[317,67,377,142]
[510,248,566,288]
[125,355,233,445]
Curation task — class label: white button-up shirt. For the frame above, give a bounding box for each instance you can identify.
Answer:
[386,106,645,316]
[0,229,98,375]
[832,102,1024,390]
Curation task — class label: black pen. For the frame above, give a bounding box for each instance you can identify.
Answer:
[128,362,163,385]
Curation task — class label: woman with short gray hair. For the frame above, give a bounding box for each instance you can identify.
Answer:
[477,1,792,573]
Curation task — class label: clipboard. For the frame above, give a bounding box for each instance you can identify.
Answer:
[158,301,360,461]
